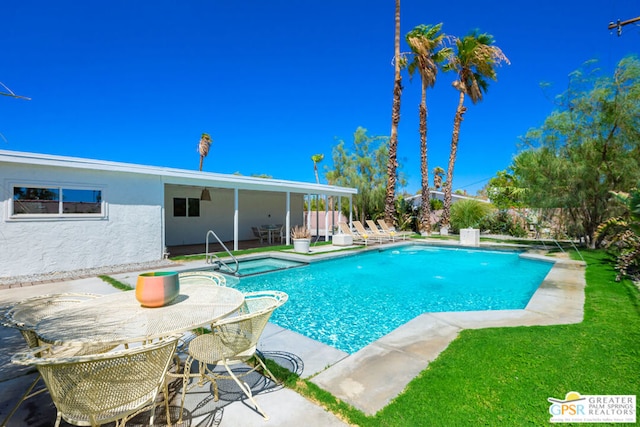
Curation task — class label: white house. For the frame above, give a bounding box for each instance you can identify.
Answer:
[0,150,357,278]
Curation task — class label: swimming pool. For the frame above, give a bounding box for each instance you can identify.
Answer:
[217,257,306,277]
[231,244,553,354]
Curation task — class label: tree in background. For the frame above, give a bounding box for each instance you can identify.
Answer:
[440,30,509,229]
[433,166,445,190]
[326,127,405,223]
[405,23,451,234]
[311,154,324,184]
[198,133,212,171]
[384,0,403,226]
[511,56,640,247]
[485,170,525,210]
[596,187,640,280]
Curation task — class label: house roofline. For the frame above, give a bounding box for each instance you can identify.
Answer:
[0,149,357,196]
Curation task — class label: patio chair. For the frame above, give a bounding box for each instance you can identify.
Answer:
[1,293,110,427]
[352,220,383,244]
[173,291,288,422]
[377,219,411,240]
[11,335,179,427]
[179,271,227,286]
[273,224,285,243]
[337,222,368,245]
[251,226,269,244]
[366,219,394,242]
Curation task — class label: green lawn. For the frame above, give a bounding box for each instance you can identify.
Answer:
[280,250,639,426]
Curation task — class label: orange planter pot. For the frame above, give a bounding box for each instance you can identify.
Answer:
[136,271,180,307]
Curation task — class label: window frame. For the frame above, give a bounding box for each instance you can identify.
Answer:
[8,183,107,221]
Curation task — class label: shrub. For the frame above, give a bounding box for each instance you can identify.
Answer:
[450,199,494,233]
[478,211,528,237]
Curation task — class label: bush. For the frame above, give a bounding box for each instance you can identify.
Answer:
[430,198,444,210]
[450,199,494,233]
[478,211,528,237]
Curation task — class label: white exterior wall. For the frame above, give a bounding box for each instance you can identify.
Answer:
[164,186,305,245]
[1,163,164,277]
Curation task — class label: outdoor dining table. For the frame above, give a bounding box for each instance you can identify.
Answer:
[33,282,245,347]
[261,225,281,244]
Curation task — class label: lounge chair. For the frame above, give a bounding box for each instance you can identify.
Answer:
[377,219,411,240]
[366,219,394,242]
[337,222,368,245]
[352,221,383,244]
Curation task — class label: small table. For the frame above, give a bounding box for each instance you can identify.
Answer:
[262,225,281,244]
[35,283,244,347]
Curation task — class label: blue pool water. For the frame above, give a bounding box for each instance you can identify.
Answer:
[232,245,553,354]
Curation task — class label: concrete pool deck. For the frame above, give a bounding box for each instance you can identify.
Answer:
[0,243,586,424]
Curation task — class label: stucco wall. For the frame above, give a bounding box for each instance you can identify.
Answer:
[1,163,164,278]
[164,186,305,245]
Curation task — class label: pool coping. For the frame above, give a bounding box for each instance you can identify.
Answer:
[306,251,586,415]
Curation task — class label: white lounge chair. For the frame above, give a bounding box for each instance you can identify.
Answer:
[352,221,383,243]
[337,222,369,246]
[366,219,394,242]
[377,219,412,240]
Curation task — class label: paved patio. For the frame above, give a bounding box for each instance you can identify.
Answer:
[0,242,586,426]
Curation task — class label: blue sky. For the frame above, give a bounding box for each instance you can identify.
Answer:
[1,0,638,195]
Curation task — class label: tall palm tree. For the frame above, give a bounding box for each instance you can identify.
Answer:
[198,133,212,171]
[440,30,509,228]
[405,23,450,234]
[311,153,324,184]
[383,0,403,225]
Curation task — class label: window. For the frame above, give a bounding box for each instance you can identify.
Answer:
[174,198,186,217]
[173,197,200,217]
[12,186,103,217]
[188,198,200,217]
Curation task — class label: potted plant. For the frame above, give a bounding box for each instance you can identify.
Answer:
[291,225,311,253]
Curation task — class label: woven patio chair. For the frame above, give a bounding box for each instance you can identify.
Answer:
[12,335,179,427]
[172,291,288,423]
[1,293,108,426]
[178,271,227,286]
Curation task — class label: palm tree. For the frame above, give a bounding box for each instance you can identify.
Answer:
[433,166,445,190]
[383,0,403,225]
[311,153,324,184]
[440,30,509,228]
[406,23,450,234]
[198,133,212,171]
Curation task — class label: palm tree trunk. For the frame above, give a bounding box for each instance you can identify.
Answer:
[442,90,467,227]
[384,0,402,225]
[419,82,431,233]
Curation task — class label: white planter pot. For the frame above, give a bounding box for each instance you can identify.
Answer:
[460,228,480,246]
[440,226,449,236]
[293,238,311,253]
